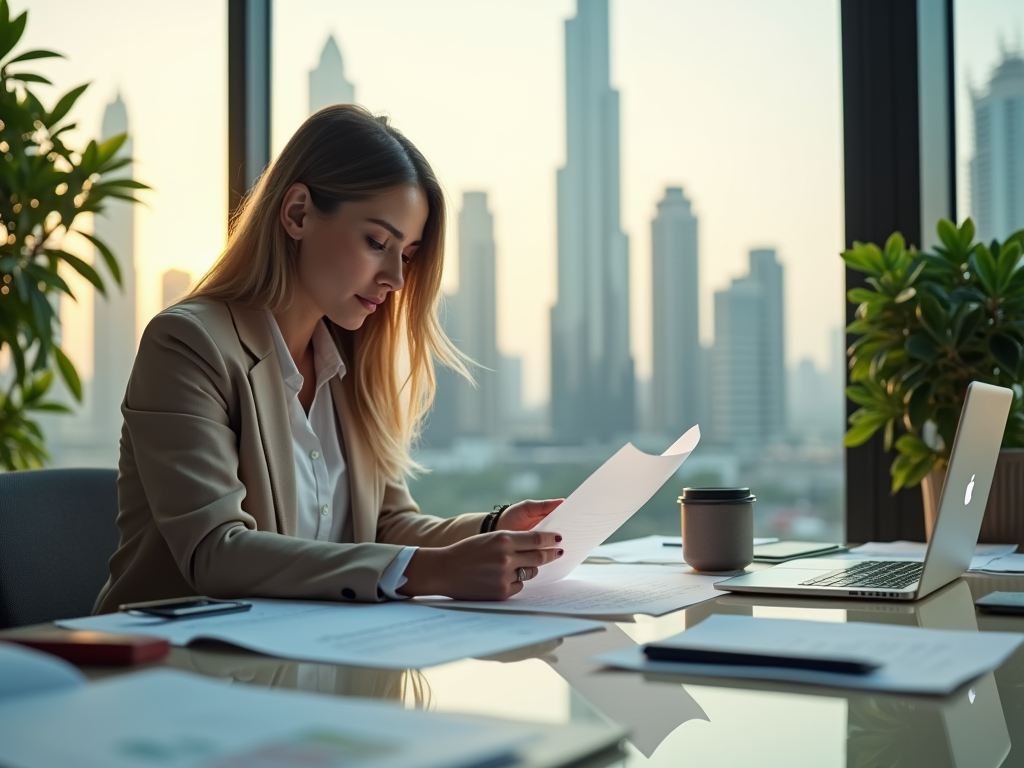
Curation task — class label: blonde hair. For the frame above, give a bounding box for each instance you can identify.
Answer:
[188,104,467,479]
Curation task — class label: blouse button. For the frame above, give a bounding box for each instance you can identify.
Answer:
[321,504,329,515]
[310,449,320,460]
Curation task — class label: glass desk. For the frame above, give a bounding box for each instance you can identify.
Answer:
[4,573,1023,767]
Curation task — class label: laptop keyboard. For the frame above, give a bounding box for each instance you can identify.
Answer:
[799,560,923,590]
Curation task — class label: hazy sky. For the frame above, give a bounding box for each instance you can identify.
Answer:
[15,0,1016,406]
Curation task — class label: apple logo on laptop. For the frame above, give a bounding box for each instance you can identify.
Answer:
[965,474,975,505]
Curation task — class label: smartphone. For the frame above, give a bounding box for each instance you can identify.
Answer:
[974,591,1024,616]
[118,596,252,619]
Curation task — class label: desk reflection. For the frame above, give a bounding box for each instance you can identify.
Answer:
[165,644,432,707]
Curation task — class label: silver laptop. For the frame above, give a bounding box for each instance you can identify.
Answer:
[716,381,1013,601]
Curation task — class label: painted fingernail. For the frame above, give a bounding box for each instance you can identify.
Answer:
[555,535,563,542]
[557,549,564,557]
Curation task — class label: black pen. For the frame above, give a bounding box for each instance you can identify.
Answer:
[643,645,879,675]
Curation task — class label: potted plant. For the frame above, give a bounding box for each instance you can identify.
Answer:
[0,0,146,468]
[842,217,1024,542]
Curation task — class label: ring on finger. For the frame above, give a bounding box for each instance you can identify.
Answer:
[516,566,528,583]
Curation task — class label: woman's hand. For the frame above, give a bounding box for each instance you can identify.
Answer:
[398,530,564,600]
[495,498,565,532]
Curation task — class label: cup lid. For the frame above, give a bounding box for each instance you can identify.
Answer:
[678,487,756,504]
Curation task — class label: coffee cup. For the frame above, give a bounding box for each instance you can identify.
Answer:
[678,487,756,572]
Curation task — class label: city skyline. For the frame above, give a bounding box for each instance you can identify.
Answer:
[18,1,1016,415]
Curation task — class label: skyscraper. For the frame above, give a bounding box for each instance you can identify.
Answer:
[710,278,762,449]
[970,49,1024,242]
[550,0,633,443]
[709,249,785,449]
[749,248,785,442]
[161,268,191,309]
[455,192,500,438]
[309,36,355,114]
[651,187,699,436]
[91,93,137,449]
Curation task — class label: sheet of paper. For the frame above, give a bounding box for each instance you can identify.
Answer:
[827,540,1018,571]
[975,553,1024,573]
[594,614,1024,695]
[588,535,777,564]
[57,600,601,670]
[0,643,85,701]
[0,669,536,768]
[529,426,700,585]
[424,564,726,617]
[545,624,708,757]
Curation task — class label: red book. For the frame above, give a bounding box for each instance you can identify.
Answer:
[6,630,169,665]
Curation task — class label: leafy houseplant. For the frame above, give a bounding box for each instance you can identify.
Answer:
[0,0,146,469]
[842,217,1024,528]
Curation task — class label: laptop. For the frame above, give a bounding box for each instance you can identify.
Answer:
[716,381,1013,601]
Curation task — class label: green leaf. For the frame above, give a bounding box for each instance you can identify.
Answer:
[76,232,122,287]
[843,242,886,275]
[905,333,939,362]
[847,287,884,306]
[916,293,947,341]
[990,333,1022,376]
[22,262,73,297]
[52,346,82,401]
[970,244,999,295]
[6,48,62,64]
[896,433,932,458]
[884,232,906,267]
[844,411,891,447]
[44,249,105,295]
[6,72,51,84]
[95,132,127,166]
[0,8,26,60]
[905,383,933,431]
[958,218,976,250]
[46,83,89,127]
[846,384,882,408]
[937,219,960,253]
[997,241,1023,292]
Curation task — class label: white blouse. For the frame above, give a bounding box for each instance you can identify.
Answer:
[266,312,414,598]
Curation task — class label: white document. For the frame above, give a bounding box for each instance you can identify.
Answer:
[425,564,726,618]
[594,614,1024,695]
[0,668,534,768]
[530,426,700,586]
[831,540,1018,571]
[589,535,777,564]
[975,553,1024,573]
[57,600,601,670]
[0,643,85,701]
[545,625,708,757]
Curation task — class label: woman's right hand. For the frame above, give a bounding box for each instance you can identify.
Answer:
[397,530,564,600]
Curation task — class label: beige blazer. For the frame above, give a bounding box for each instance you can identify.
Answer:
[94,299,485,614]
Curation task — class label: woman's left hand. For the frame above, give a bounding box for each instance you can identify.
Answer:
[495,499,564,532]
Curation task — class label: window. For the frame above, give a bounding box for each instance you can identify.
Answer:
[955,0,1024,241]
[272,0,846,542]
[11,0,228,467]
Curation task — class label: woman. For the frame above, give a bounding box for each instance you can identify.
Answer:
[94,105,564,614]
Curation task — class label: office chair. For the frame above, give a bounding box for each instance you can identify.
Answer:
[0,468,120,628]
